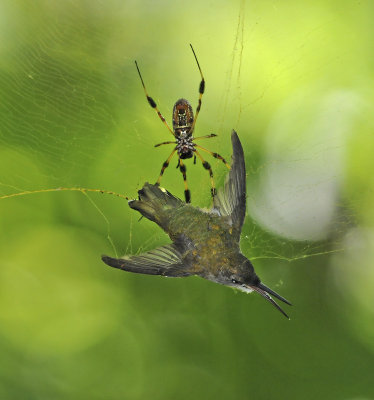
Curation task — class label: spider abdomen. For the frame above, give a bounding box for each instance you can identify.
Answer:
[172,98,194,131]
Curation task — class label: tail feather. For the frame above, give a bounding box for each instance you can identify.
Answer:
[129,183,184,229]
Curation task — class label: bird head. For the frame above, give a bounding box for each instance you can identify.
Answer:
[225,259,292,319]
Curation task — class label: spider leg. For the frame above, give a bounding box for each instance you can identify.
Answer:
[195,144,231,170]
[156,148,177,186]
[193,134,217,141]
[178,159,191,203]
[194,149,216,198]
[189,44,205,134]
[135,61,175,137]
[154,141,176,148]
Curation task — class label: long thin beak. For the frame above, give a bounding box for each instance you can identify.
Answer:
[250,282,292,319]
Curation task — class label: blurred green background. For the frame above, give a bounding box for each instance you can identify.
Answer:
[1,0,374,399]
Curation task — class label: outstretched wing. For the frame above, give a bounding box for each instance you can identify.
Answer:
[101,244,190,277]
[212,130,246,239]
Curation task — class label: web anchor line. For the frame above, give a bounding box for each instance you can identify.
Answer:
[0,187,129,201]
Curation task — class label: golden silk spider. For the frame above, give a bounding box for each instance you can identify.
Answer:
[135,44,230,203]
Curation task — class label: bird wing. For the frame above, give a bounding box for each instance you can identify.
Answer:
[212,130,246,238]
[101,244,190,277]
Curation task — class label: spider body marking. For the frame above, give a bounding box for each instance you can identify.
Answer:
[173,99,195,160]
[135,45,230,203]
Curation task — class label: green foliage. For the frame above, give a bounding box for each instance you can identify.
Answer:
[1,0,374,399]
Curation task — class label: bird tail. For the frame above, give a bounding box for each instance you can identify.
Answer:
[129,183,184,230]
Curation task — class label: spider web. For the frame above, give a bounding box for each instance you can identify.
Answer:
[0,0,361,265]
[1,2,374,397]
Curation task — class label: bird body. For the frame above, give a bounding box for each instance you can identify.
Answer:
[102,131,291,318]
[133,188,245,280]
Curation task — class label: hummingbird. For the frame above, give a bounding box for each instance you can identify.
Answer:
[102,131,292,318]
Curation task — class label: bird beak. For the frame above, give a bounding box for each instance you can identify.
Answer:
[249,282,292,319]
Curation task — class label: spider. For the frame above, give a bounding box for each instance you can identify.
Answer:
[135,44,230,203]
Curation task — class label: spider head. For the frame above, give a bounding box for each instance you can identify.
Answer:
[179,150,194,159]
